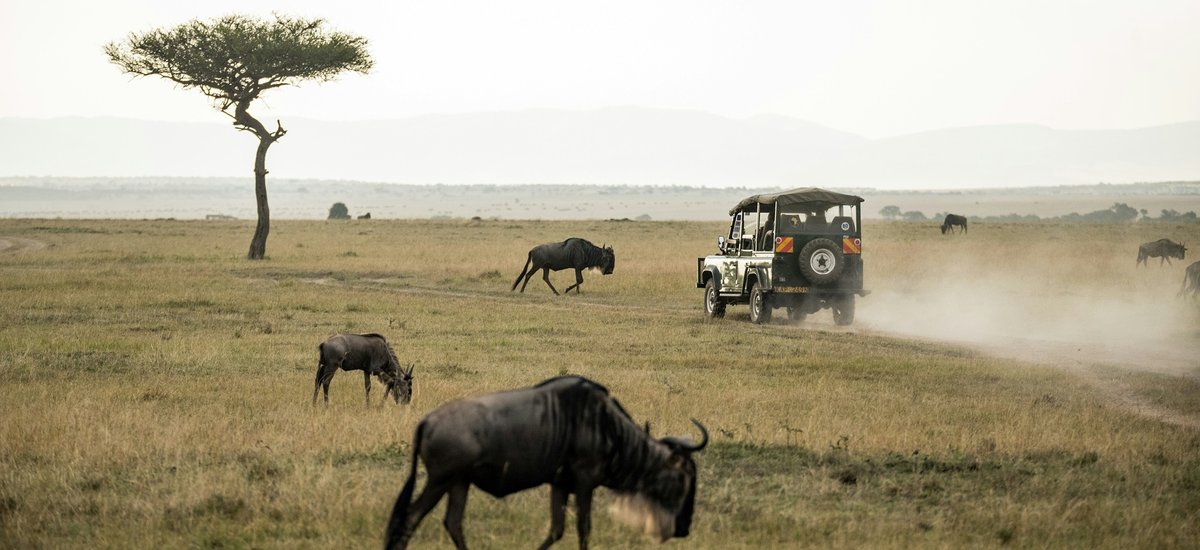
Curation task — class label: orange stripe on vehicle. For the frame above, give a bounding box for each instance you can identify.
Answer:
[843,237,861,254]
[775,236,794,253]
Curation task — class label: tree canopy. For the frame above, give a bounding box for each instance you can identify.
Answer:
[105,14,372,116]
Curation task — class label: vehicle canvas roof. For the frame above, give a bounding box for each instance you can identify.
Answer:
[729,187,865,216]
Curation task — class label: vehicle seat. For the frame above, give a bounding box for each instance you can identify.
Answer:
[760,229,774,251]
[830,216,855,233]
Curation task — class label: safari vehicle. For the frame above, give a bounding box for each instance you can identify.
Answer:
[696,187,867,324]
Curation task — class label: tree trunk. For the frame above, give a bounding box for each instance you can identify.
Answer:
[247,137,272,260]
[234,102,284,260]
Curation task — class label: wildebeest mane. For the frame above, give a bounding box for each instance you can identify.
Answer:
[579,239,609,268]
[533,376,659,488]
[360,333,403,377]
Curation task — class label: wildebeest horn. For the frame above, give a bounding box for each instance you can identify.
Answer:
[405,363,415,377]
[663,419,709,453]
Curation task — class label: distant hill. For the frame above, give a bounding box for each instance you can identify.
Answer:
[3,177,1197,221]
[1,108,1197,188]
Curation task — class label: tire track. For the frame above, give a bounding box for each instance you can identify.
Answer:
[0,236,48,253]
[300,276,1200,429]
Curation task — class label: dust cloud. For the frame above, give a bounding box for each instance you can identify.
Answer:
[855,270,1200,377]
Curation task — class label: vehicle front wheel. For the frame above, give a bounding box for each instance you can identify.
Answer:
[749,282,772,324]
[704,278,726,319]
[832,295,855,326]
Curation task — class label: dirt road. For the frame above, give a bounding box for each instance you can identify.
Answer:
[0,236,47,253]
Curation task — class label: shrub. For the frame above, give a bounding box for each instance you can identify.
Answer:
[328,202,350,220]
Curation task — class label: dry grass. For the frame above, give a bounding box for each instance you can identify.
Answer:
[0,217,1198,549]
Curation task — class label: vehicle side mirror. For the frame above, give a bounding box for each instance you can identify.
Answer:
[717,235,726,252]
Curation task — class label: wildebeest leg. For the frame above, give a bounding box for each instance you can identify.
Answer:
[363,371,372,406]
[563,268,584,294]
[575,485,594,550]
[312,364,325,405]
[542,267,560,295]
[320,369,336,404]
[442,482,470,550]
[536,486,569,550]
[401,480,454,546]
[520,262,539,293]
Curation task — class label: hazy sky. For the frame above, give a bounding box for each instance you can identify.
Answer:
[2,0,1197,138]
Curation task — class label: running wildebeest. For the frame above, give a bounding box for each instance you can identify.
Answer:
[313,333,413,405]
[384,375,708,550]
[511,238,615,295]
[940,214,968,234]
[1178,261,1200,300]
[1137,238,1187,267]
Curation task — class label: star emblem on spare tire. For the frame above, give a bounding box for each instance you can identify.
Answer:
[817,255,828,268]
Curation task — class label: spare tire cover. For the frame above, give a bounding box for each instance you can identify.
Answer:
[797,238,845,285]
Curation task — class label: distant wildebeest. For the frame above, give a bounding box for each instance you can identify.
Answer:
[1137,238,1187,267]
[384,375,708,550]
[940,214,968,234]
[1178,261,1200,300]
[511,237,615,295]
[314,333,413,405]
[357,212,371,219]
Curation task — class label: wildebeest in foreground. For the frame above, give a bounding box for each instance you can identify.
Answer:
[1137,238,1187,267]
[940,214,968,234]
[384,375,708,550]
[511,237,615,294]
[314,333,413,405]
[1179,261,1200,300]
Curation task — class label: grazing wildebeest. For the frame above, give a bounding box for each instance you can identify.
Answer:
[940,214,968,234]
[1137,238,1187,267]
[314,333,413,405]
[357,212,371,219]
[1179,261,1200,300]
[511,238,615,295]
[384,375,708,550]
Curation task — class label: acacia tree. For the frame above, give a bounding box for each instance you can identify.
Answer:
[106,15,372,259]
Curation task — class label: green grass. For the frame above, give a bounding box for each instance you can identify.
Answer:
[0,218,1198,548]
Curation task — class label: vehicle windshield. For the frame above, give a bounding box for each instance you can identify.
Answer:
[778,204,858,235]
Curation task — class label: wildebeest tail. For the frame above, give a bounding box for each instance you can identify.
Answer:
[384,420,426,549]
[315,343,326,379]
[511,253,533,291]
[313,343,327,404]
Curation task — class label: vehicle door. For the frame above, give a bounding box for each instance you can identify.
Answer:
[716,211,746,293]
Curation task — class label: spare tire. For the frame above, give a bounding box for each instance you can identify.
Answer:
[798,238,845,285]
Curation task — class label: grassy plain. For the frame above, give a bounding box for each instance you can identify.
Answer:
[0,217,1198,549]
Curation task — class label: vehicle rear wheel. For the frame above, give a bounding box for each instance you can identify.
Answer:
[798,238,845,285]
[832,294,855,326]
[749,281,772,324]
[704,278,726,319]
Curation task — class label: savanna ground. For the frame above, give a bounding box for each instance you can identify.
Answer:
[1,217,1198,549]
